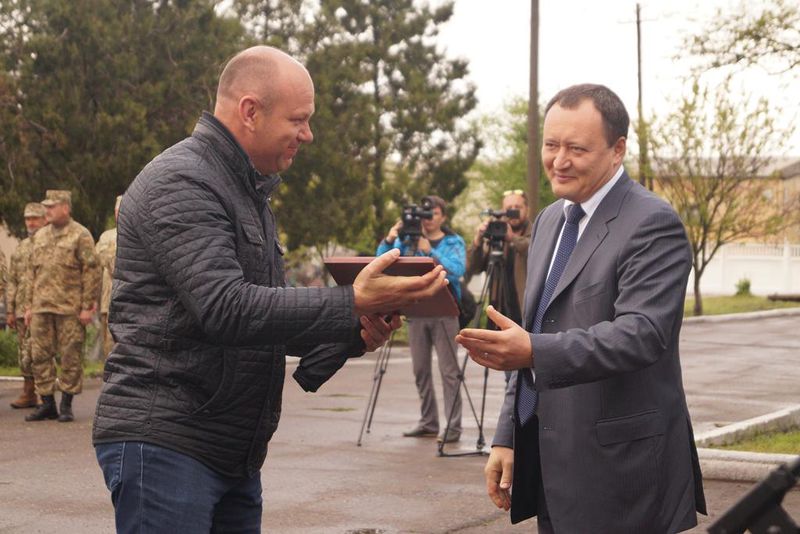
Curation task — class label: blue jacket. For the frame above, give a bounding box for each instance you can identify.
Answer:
[376,232,466,300]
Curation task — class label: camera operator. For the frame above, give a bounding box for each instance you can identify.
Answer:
[377,195,466,444]
[466,190,531,327]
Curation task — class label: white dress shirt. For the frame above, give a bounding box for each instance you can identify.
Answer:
[546,165,625,278]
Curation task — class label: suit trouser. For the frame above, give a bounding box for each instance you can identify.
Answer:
[30,312,85,396]
[407,316,462,434]
[14,319,33,377]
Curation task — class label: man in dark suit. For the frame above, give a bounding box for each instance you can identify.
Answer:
[456,84,706,533]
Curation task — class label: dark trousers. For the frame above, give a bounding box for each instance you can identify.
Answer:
[95,441,262,534]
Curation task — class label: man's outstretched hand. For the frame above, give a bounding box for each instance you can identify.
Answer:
[456,305,533,371]
[353,249,448,316]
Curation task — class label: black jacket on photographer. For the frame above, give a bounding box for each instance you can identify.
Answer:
[466,219,531,326]
[93,113,364,478]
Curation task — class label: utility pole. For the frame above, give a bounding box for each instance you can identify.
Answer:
[636,3,652,190]
[527,0,540,214]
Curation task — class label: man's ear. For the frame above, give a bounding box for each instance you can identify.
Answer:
[612,136,627,166]
[238,96,260,132]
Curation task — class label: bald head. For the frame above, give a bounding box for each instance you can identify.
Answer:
[215,46,305,114]
[213,46,315,175]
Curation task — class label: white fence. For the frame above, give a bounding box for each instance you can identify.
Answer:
[688,242,800,296]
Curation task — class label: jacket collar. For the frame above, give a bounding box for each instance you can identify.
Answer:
[192,112,282,199]
[547,172,634,310]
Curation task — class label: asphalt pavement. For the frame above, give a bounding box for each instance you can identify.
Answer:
[0,313,798,533]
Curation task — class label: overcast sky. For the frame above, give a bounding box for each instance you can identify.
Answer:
[437,0,799,156]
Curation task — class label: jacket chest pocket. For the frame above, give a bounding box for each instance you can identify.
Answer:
[55,243,79,269]
[272,240,285,287]
[36,241,78,270]
[238,223,266,279]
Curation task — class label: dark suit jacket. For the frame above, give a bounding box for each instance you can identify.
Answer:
[493,173,707,533]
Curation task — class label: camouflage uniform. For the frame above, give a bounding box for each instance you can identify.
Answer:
[27,192,100,397]
[7,203,45,409]
[7,236,35,377]
[95,226,117,359]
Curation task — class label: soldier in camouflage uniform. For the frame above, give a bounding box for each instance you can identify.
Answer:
[95,195,120,360]
[24,190,100,422]
[6,203,47,408]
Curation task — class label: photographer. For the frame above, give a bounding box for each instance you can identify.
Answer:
[466,190,531,326]
[377,195,466,444]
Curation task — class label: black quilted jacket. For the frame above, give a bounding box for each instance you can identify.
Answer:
[92,113,362,477]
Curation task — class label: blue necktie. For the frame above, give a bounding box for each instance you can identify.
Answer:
[516,203,585,427]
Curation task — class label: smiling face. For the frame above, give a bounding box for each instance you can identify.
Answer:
[248,66,315,175]
[214,47,316,176]
[541,99,626,203]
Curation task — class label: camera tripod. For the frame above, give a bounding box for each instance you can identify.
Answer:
[437,238,511,457]
[356,235,513,456]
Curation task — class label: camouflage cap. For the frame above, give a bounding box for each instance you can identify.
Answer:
[23,202,46,217]
[41,189,72,207]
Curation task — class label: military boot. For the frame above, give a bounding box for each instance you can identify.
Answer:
[25,394,58,421]
[10,377,38,409]
[58,393,74,423]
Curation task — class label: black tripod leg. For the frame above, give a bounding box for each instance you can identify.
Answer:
[439,261,497,457]
[439,347,486,456]
[477,366,489,450]
[357,332,394,446]
[475,256,513,451]
[366,336,393,433]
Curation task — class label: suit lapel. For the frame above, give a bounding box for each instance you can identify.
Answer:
[548,174,634,307]
[523,203,565,330]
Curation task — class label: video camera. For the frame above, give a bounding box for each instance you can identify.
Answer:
[399,197,434,240]
[480,208,521,244]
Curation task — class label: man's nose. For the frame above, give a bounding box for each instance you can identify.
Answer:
[299,124,313,144]
[553,149,570,169]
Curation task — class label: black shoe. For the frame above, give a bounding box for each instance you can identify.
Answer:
[25,395,58,422]
[437,430,461,444]
[402,426,438,438]
[58,393,74,423]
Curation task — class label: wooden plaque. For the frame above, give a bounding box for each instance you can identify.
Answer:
[324,256,459,318]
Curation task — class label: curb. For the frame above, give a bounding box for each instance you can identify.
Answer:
[695,405,800,482]
[0,376,23,382]
[697,448,799,482]
[684,306,800,324]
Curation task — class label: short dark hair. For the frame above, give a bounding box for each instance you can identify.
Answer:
[423,195,447,216]
[544,84,629,147]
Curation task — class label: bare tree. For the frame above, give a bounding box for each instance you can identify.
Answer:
[651,77,799,315]
[687,0,800,74]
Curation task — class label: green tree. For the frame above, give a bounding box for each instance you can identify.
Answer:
[0,0,244,237]
[687,0,800,74]
[234,0,480,252]
[650,77,799,316]
[459,97,555,227]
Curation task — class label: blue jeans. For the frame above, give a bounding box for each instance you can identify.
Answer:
[95,441,262,534]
